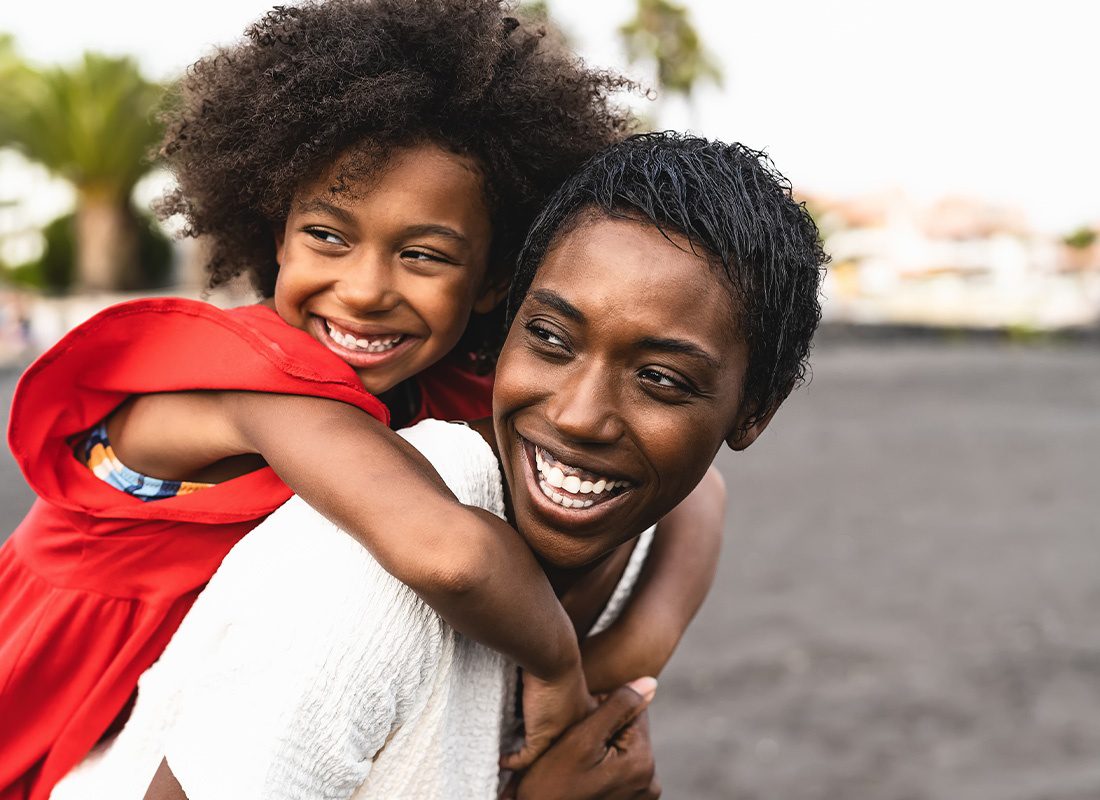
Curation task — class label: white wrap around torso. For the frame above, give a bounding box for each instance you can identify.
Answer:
[53,419,654,800]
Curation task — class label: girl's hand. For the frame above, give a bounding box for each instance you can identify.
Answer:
[501,677,661,800]
[501,663,595,771]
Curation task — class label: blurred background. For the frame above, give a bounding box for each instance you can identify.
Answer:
[1,1,1097,797]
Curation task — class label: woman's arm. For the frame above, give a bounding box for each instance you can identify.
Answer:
[579,465,726,694]
[111,390,585,696]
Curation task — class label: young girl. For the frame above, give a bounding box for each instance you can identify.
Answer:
[0,3,721,798]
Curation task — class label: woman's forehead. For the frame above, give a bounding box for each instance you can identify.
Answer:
[527,216,742,348]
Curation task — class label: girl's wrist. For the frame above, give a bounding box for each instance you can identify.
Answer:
[533,631,584,684]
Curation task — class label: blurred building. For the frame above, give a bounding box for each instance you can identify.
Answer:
[807,190,1100,330]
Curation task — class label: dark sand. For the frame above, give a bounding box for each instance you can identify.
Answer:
[3,339,1098,799]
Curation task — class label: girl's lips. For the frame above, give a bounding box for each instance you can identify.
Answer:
[517,436,635,531]
[309,315,418,370]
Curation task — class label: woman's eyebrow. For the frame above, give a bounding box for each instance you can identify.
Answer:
[636,336,720,370]
[529,289,584,322]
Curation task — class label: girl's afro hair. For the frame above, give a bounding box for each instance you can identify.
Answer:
[156,0,635,296]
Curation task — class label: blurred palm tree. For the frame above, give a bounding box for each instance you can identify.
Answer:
[618,0,721,123]
[0,35,21,77]
[0,44,165,291]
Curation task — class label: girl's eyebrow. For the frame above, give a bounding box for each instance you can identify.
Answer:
[295,200,468,245]
[297,198,356,226]
[403,223,469,244]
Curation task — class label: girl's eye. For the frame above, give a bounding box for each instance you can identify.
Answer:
[525,322,568,349]
[639,367,693,395]
[401,250,450,265]
[305,227,346,246]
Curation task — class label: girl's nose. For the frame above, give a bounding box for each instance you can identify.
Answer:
[333,255,401,314]
[544,363,624,444]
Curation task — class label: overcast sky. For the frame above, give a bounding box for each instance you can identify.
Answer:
[3,0,1096,232]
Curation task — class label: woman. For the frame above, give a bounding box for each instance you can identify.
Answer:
[53,133,825,799]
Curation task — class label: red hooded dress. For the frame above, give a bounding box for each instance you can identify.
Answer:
[0,298,492,800]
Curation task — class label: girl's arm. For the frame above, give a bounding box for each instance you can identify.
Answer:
[579,465,726,694]
[110,390,587,714]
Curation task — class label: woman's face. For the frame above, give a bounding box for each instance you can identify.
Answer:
[274,142,498,395]
[493,214,765,568]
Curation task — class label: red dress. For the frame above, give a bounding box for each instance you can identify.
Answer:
[0,298,492,800]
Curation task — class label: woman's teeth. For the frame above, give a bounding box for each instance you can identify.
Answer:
[534,446,629,509]
[325,322,403,353]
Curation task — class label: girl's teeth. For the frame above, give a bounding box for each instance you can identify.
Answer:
[562,475,581,494]
[593,479,606,494]
[326,322,402,353]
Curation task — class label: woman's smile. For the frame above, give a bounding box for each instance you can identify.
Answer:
[519,434,637,524]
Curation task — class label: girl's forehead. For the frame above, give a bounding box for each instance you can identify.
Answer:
[298,141,486,206]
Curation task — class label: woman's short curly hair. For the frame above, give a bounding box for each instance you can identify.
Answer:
[508,132,828,436]
[156,0,634,297]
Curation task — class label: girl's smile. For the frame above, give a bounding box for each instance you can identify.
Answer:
[309,314,416,369]
[274,142,499,395]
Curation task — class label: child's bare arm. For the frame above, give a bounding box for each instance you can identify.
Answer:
[109,390,583,692]
[580,465,726,694]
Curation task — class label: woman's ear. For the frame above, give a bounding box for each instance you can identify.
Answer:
[725,405,780,452]
[474,276,511,314]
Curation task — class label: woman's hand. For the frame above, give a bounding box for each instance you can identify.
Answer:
[502,677,661,799]
[501,662,595,771]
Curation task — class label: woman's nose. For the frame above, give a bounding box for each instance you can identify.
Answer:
[544,364,624,444]
[333,254,401,314]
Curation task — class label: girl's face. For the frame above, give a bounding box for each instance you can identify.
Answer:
[274,142,498,395]
[493,214,771,569]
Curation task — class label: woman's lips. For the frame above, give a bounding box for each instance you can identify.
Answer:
[518,436,635,528]
[309,315,418,369]
[533,445,632,509]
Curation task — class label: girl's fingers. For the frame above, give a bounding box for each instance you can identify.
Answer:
[590,677,657,742]
[500,678,658,773]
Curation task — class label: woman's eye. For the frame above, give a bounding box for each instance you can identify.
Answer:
[640,368,691,393]
[305,228,345,246]
[526,322,567,348]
